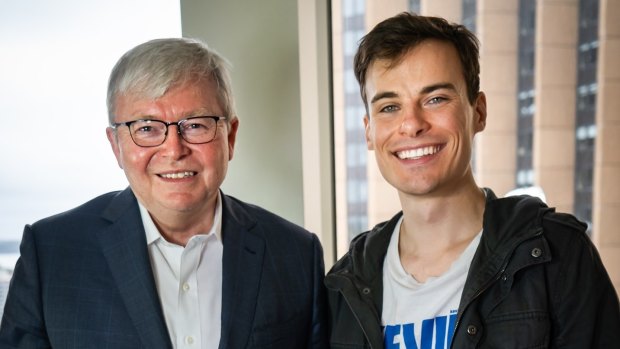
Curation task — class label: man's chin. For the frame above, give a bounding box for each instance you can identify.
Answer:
[162,200,200,213]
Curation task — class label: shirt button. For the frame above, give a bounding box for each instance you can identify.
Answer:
[185,336,194,345]
[182,283,190,292]
[467,325,478,335]
[531,247,542,258]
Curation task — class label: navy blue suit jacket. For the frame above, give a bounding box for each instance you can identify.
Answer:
[0,188,328,348]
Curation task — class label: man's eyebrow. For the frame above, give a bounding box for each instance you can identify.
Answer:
[370,83,458,105]
[183,108,214,117]
[420,83,457,95]
[370,91,399,105]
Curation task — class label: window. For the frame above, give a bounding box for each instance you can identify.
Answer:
[0,0,181,298]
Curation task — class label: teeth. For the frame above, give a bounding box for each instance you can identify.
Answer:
[159,171,196,179]
[397,146,440,160]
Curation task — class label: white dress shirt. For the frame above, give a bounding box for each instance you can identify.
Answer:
[139,193,223,349]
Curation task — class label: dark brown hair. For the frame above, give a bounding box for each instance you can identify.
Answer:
[354,12,480,109]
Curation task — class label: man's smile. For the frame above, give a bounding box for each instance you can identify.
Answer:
[157,171,197,179]
[395,145,443,160]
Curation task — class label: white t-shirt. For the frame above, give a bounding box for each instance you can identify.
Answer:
[382,216,481,349]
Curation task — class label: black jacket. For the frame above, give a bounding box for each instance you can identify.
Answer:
[325,189,620,348]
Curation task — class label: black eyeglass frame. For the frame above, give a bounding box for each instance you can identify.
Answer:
[111,115,226,147]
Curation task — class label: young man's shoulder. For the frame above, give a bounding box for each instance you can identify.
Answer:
[540,209,592,257]
[485,190,588,243]
[493,192,593,265]
[541,210,588,235]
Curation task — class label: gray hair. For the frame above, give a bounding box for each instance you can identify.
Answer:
[107,38,236,124]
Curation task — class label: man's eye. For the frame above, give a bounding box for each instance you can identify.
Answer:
[428,97,446,105]
[380,105,398,113]
[188,123,207,129]
[136,125,154,133]
[184,122,209,131]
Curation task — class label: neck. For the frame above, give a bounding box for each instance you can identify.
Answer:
[398,179,485,252]
[147,195,218,247]
[152,214,215,247]
[396,180,486,282]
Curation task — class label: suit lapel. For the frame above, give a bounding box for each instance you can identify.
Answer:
[97,188,172,349]
[219,194,265,349]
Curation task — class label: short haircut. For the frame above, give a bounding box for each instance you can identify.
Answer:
[354,12,480,110]
[107,38,235,124]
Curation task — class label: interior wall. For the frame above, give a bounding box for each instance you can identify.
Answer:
[297,0,337,265]
[180,0,305,226]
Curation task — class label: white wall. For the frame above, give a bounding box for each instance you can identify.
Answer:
[180,0,305,226]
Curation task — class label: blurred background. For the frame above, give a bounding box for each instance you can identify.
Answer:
[1,0,618,316]
[0,0,182,316]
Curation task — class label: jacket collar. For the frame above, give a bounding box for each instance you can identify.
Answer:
[478,188,550,250]
[218,194,266,349]
[98,189,268,349]
[97,188,172,349]
[332,188,551,282]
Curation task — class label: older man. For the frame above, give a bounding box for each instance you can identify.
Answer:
[0,38,327,348]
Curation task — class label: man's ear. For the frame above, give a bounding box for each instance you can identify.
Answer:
[473,91,487,133]
[106,127,123,169]
[364,115,374,150]
[226,117,239,161]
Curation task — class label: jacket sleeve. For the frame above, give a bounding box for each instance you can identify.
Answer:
[546,214,620,348]
[0,224,52,348]
[307,234,329,349]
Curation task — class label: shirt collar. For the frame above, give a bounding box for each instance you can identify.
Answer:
[139,191,223,245]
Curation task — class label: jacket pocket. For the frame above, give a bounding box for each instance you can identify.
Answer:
[483,310,550,348]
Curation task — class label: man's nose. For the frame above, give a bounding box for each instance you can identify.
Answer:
[160,124,190,157]
[399,107,430,137]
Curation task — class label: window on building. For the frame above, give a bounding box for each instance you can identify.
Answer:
[516,0,537,188]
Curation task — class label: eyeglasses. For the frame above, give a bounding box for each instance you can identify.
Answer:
[111,116,226,147]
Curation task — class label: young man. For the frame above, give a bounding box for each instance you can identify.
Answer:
[0,38,327,348]
[325,13,619,348]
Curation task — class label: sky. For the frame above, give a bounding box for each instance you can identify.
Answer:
[0,0,182,242]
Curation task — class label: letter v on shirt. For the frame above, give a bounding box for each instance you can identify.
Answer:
[381,217,482,349]
[384,312,457,349]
